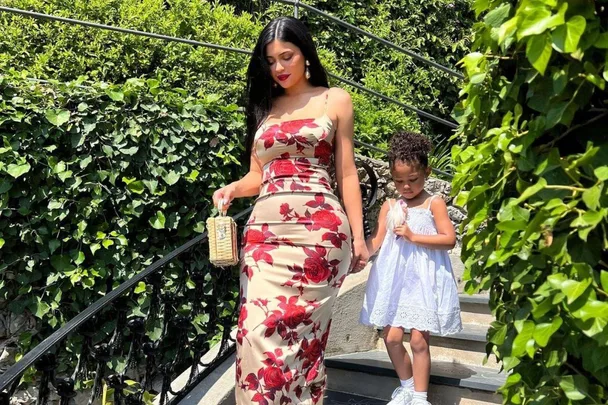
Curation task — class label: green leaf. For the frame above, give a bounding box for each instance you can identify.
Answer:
[498,16,519,45]
[473,0,490,16]
[518,4,565,38]
[582,184,602,210]
[484,4,511,28]
[48,240,61,254]
[51,255,74,272]
[559,375,588,400]
[102,239,114,249]
[57,170,73,182]
[562,278,592,304]
[134,282,147,294]
[80,156,93,169]
[571,210,604,228]
[6,162,31,178]
[595,32,608,49]
[162,171,180,186]
[533,317,563,347]
[149,211,166,229]
[90,243,101,256]
[120,146,139,155]
[193,221,205,233]
[546,101,575,129]
[552,16,586,53]
[45,109,70,126]
[105,89,124,102]
[74,251,85,265]
[512,320,535,357]
[127,180,145,194]
[526,33,553,75]
[0,238,4,249]
[515,178,547,204]
[601,271,608,292]
[594,166,608,181]
[34,298,50,319]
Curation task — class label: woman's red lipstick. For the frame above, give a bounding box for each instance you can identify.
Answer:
[277,74,291,81]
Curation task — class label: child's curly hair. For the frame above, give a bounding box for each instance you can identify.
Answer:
[387,131,432,169]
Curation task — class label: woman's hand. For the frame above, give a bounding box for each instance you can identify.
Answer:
[212,183,238,212]
[350,238,370,274]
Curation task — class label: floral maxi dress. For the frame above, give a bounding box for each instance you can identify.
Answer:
[236,105,352,404]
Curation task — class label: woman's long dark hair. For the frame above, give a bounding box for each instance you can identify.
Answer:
[244,17,329,160]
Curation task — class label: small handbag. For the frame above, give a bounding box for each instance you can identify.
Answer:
[207,200,239,267]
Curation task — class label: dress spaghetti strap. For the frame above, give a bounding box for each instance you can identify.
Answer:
[427,195,438,211]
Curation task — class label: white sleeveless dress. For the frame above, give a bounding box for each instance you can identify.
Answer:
[359,197,463,335]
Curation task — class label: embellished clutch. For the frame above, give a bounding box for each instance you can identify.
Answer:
[207,200,239,267]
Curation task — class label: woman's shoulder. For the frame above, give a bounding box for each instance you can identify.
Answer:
[327,87,352,103]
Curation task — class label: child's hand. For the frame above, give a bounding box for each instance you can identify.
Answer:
[393,223,414,241]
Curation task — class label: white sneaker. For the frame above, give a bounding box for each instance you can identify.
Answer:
[387,386,414,405]
[409,399,431,405]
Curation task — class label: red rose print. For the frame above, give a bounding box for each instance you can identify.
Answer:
[245,373,259,390]
[322,231,349,249]
[280,203,293,217]
[280,119,318,133]
[303,256,331,283]
[271,160,298,177]
[311,210,342,232]
[245,229,266,244]
[283,303,308,329]
[314,140,332,165]
[305,194,334,210]
[302,339,323,362]
[264,366,286,389]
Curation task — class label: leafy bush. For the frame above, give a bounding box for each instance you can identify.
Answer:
[453,0,608,402]
[0,72,244,345]
[226,0,475,140]
[1,0,474,158]
[0,0,260,101]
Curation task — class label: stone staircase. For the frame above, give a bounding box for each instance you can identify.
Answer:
[178,255,505,405]
[322,255,504,405]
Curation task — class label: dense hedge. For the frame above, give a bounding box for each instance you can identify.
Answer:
[0,0,259,102]
[0,73,244,346]
[453,0,608,402]
[0,0,473,162]
[225,0,475,143]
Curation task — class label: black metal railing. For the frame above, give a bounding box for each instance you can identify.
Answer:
[0,5,458,131]
[276,0,464,79]
[0,209,251,405]
[0,165,379,405]
[0,1,455,402]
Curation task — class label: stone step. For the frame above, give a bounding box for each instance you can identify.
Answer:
[326,350,503,405]
[373,323,498,369]
[325,390,385,404]
[458,294,493,326]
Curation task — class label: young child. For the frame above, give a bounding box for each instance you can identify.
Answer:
[359,132,463,405]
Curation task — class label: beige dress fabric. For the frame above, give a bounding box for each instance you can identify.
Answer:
[236,94,352,404]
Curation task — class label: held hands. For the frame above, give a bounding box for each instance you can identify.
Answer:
[350,238,370,274]
[212,183,237,212]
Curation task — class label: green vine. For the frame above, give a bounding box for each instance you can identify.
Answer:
[454,0,608,403]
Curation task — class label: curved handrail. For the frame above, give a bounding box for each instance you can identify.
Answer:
[0,163,381,399]
[0,208,253,392]
[0,6,458,130]
[275,0,464,79]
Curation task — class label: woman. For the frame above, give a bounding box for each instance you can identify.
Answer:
[213,17,369,404]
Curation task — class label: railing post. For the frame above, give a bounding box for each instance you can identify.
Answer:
[294,0,299,18]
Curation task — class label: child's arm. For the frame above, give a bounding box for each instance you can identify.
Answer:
[394,198,456,250]
[366,200,391,256]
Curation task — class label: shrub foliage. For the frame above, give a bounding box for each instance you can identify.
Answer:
[453,0,608,402]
